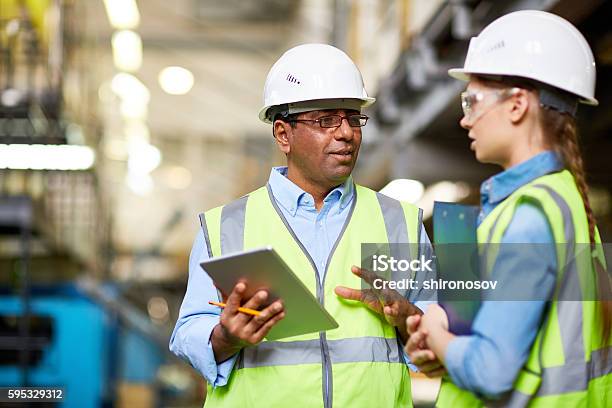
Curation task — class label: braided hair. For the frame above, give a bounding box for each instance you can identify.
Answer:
[539,107,611,349]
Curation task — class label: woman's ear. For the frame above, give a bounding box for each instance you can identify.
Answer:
[508,89,530,124]
[273,120,291,155]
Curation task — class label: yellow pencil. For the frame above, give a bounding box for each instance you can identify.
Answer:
[208,301,261,316]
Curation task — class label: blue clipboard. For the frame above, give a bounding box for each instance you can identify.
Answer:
[433,202,480,335]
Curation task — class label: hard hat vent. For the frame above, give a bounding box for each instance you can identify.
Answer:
[286,73,301,85]
[485,40,505,54]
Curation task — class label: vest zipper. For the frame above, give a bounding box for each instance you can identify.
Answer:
[266,184,357,408]
[319,196,356,408]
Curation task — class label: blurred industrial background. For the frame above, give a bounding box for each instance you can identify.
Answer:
[0,0,610,407]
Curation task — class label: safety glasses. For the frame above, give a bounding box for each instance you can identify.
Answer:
[460,87,521,123]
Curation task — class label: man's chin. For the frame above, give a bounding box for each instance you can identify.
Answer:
[326,167,353,184]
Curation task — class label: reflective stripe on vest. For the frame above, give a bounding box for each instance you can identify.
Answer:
[235,336,403,368]
[534,185,584,364]
[500,347,612,407]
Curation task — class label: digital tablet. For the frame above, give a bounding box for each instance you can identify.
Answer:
[201,246,339,340]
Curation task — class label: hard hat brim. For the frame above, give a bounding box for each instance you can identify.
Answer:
[447,68,599,106]
[448,68,470,82]
[259,96,376,124]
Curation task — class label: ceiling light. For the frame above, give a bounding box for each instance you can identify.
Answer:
[6,19,20,36]
[104,139,128,161]
[98,81,115,103]
[126,171,153,196]
[120,100,148,120]
[0,144,95,170]
[112,30,142,72]
[379,179,425,204]
[147,296,169,323]
[159,165,192,190]
[124,120,150,143]
[111,73,149,103]
[103,0,140,29]
[158,66,194,95]
[1,88,24,107]
[417,181,471,219]
[127,142,161,174]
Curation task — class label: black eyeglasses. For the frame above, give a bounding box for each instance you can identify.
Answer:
[289,114,369,128]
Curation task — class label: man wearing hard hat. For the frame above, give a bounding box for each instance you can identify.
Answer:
[170,43,435,407]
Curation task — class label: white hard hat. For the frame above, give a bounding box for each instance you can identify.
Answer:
[449,10,598,106]
[259,43,375,123]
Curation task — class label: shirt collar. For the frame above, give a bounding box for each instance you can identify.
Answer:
[268,166,355,216]
[481,151,563,208]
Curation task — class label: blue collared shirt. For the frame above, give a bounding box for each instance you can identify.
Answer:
[170,167,434,387]
[444,151,562,398]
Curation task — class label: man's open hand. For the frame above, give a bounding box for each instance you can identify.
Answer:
[334,265,421,342]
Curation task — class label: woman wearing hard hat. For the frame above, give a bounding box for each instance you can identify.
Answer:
[404,10,611,407]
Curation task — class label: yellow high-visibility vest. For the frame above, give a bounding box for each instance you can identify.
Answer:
[200,183,423,407]
[437,170,611,407]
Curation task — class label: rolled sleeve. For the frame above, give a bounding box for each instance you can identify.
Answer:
[171,314,238,387]
[445,335,473,389]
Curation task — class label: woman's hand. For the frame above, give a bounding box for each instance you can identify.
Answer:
[414,304,455,366]
[420,304,449,332]
[405,314,447,377]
